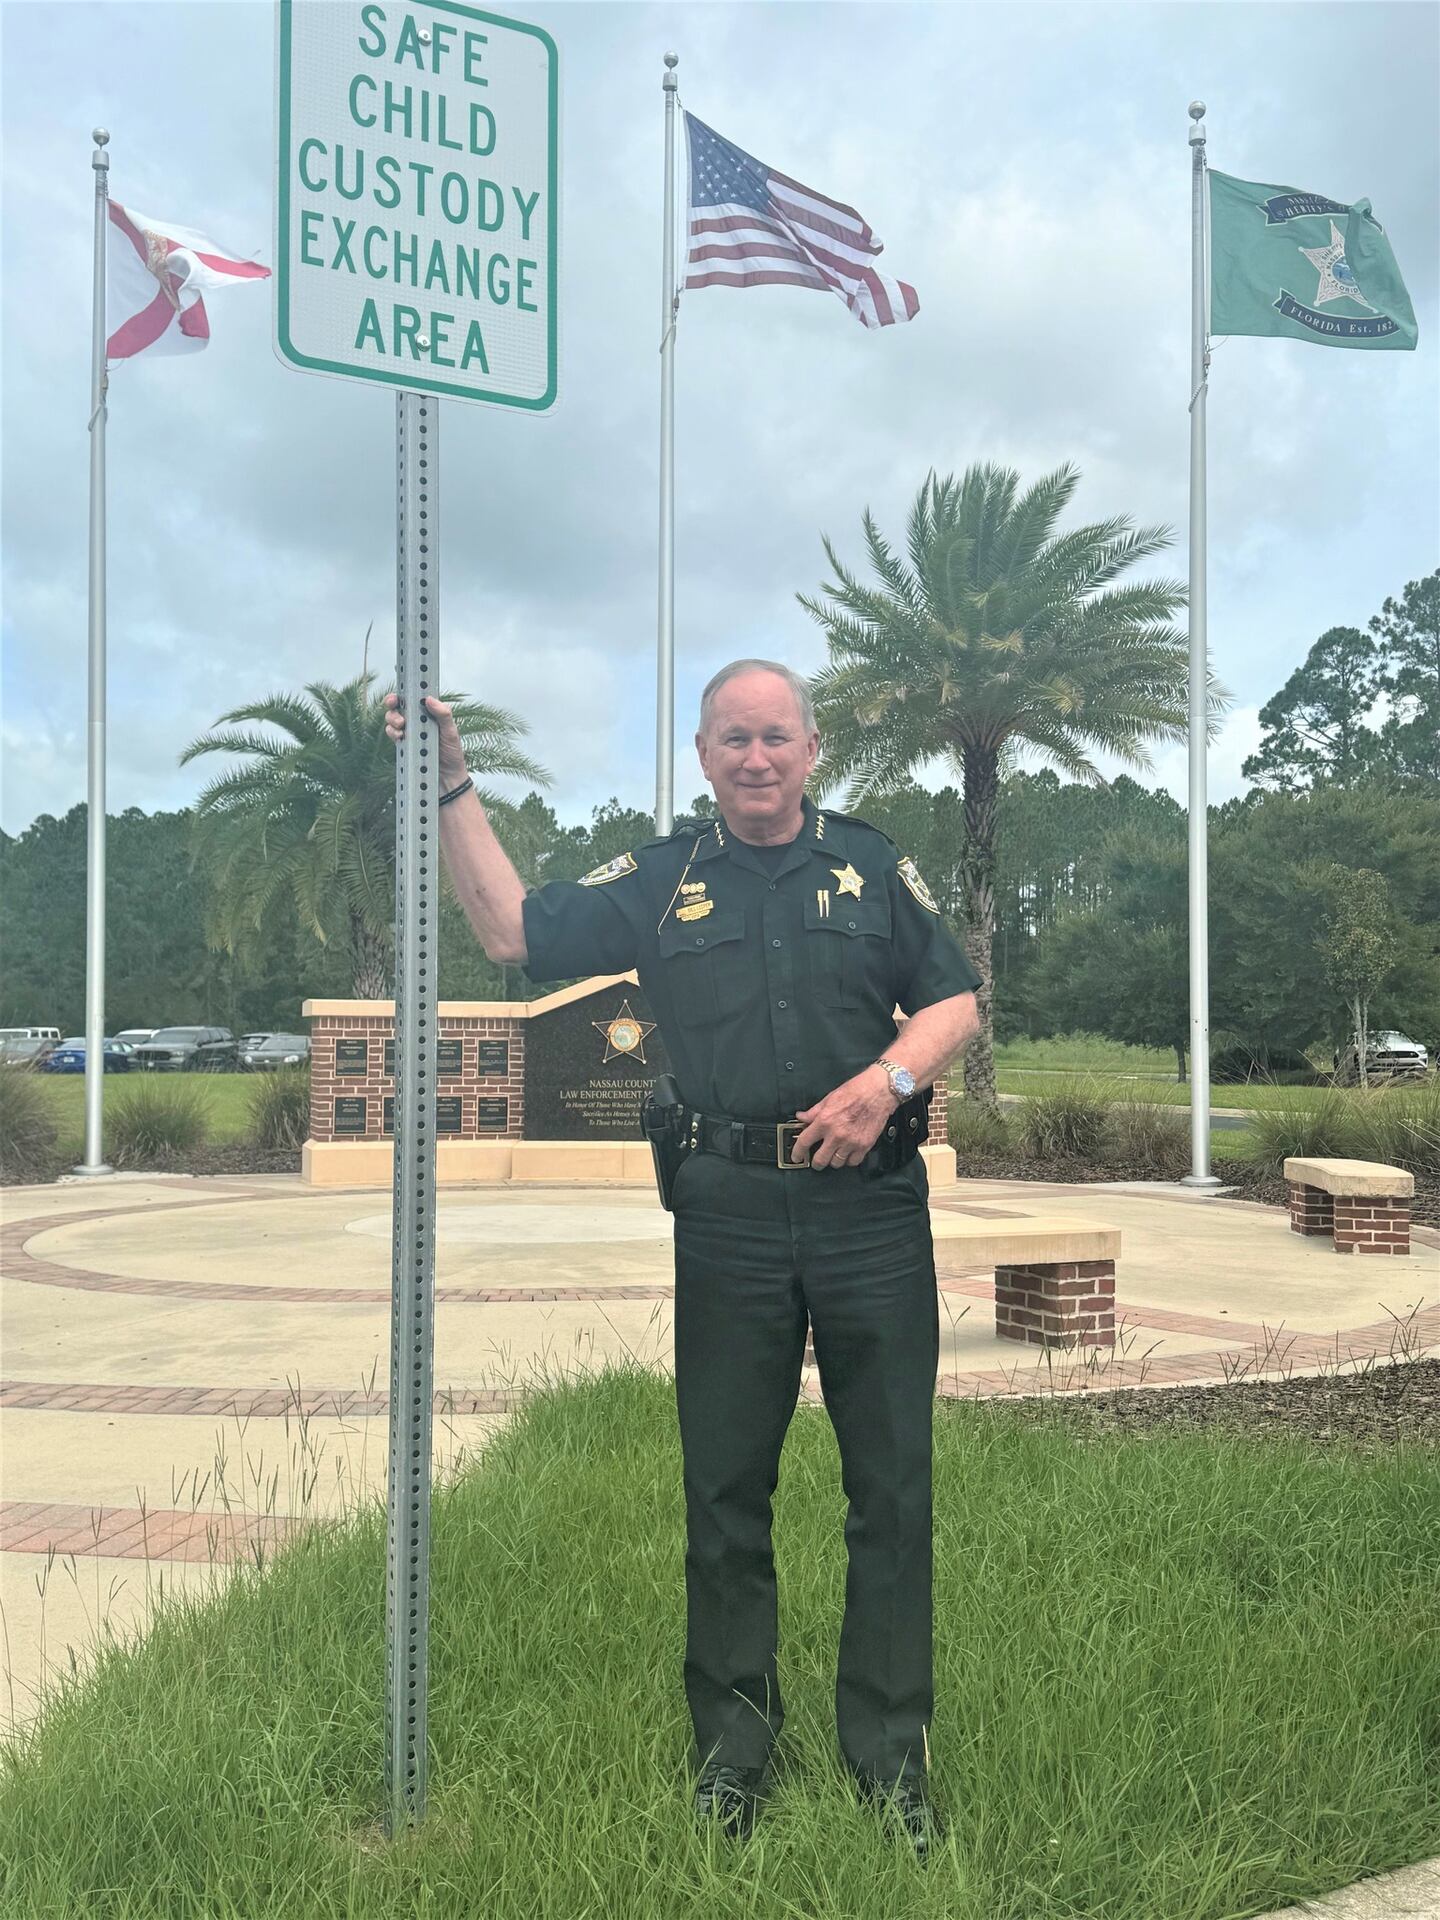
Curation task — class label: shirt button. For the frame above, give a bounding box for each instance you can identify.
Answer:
[694,937,705,947]
[785,1061,795,1071]
[848,920,857,930]
[777,999,787,1009]
[771,938,782,948]
[768,882,777,891]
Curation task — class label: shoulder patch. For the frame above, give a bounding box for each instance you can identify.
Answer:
[579,851,638,888]
[898,856,941,914]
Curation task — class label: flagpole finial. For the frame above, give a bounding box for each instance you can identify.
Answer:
[92,128,110,174]
[1188,100,1206,147]
[663,51,678,90]
[1188,101,1205,119]
[93,127,109,146]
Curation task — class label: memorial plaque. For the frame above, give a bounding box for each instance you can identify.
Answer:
[476,1097,509,1130]
[386,1095,464,1135]
[335,1037,369,1076]
[384,1036,464,1077]
[334,1095,368,1135]
[477,1040,510,1076]
[524,984,671,1140]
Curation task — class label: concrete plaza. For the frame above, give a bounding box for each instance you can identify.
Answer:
[3,1167,1436,1741]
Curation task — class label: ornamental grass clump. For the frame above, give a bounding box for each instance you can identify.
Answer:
[1101,1095,1190,1177]
[106,1074,212,1166]
[0,1065,60,1180]
[1345,1075,1440,1178]
[947,1095,1015,1159]
[247,1065,311,1149]
[1244,1090,1367,1175]
[1016,1081,1109,1162]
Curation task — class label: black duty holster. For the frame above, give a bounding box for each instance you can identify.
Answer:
[640,1073,685,1211]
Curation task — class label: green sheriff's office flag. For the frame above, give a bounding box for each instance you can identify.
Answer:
[1209,169,1417,350]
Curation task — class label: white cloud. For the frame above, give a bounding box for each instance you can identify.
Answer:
[3,0,1436,838]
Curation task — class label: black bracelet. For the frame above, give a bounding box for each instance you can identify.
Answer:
[438,775,474,807]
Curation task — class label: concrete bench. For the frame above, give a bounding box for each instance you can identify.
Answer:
[1284,1157,1414,1256]
[930,1212,1122,1351]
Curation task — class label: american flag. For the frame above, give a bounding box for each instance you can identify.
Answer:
[683,113,918,331]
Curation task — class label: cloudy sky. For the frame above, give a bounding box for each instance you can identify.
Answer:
[2,0,1436,840]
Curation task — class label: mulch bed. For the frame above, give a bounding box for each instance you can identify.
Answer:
[951,1148,1439,1231]
[2,1143,304,1186]
[968,1357,1440,1453]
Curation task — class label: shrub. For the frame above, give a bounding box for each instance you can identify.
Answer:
[0,1066,60,1180]
[1016,1083,1109,1161]
[107,1075,212,1166]
[947,1096,1015,1159]
[1102,1096,1191,1177]
[246,1065,311,1149]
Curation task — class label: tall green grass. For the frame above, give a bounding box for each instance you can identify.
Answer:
[3,1367,1436,1919]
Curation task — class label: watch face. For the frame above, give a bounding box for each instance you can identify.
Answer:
[893,1067,916,1098]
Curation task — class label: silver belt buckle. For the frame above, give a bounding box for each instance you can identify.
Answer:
[776,1121,808,1169]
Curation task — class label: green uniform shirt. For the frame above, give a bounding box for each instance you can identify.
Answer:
[521,796,982,1122]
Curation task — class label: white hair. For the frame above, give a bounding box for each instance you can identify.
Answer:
[698,659,816,737]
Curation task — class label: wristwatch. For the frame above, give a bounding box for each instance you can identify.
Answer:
[874,1056,916,1102]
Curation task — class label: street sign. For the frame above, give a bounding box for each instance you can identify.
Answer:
[275,0,558,409]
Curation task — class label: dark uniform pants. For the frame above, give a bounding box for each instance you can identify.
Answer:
[671,1147,939,1785]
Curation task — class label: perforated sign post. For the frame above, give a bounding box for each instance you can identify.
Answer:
[275,0,558,1837]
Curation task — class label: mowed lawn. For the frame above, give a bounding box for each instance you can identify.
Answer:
[2,1369,1437,1919]
[32,1070,261,1158]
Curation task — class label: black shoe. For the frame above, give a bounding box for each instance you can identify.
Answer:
[857,1775,943,1860]
[694,1760,767,1840]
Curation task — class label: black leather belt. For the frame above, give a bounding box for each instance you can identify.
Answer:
[676,1090,931,1174]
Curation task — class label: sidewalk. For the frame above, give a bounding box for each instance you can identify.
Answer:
[3,1169,1436,1741]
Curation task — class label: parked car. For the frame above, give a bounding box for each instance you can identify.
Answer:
[40,1037,135,1074]
[113,1028,157,1048]
[0,1025,61,1047]
[1333,1030,1430,1084]
[239,1033,310,1071]
[0,1034,57,1069]
[240,1032,275,1050]
[130,1026,239,1072]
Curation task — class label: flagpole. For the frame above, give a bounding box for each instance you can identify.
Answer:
[78,128,112,1177]
[1183,102,1219,1189]
[654,50,679,835]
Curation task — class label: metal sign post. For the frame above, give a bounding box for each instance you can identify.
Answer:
[274,0,559,1834]
[386,388,439,1832]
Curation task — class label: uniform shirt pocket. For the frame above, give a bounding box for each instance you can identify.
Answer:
[657,910,749,1025]
[802,897,893,1008]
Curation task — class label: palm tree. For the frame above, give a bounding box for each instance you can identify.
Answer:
[800,462,1229,1110]
[181,673,548,998]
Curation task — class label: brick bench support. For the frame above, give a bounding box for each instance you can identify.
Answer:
[995,1260,1116,1350]
[1284,1157,1413,1257]
[1288,1183,1335,1237]
[1333,1194,1412,1256]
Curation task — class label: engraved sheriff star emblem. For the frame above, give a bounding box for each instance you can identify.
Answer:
[1299,221,1376,310]
[593,999,656,1064]
[830,862,864,898]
